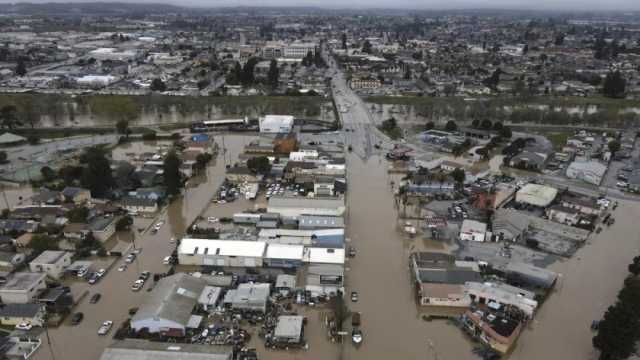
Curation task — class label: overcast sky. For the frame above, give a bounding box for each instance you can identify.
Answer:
[0,0,639,11]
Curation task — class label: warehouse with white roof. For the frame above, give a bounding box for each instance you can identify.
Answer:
[178,239,266,267]
[259,115,294,133]
[264,244,305,268]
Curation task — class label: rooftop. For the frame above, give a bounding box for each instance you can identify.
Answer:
[100,339,232,360]
[31,250,68,265]
[179,239,266,258]
[0,272,46,292]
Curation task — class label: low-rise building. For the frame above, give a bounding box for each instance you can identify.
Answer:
[565,161,607,185]
[0,272,47,304]
[178,239,266,267]
[459,220,488,242]
[259,115,294,134]
[0,303,45,327]
[88,216,117,242]
[223,283,271,313]
[464,282,538,317]
[131,273,207,336]
[515,184,558,208]
[120,196,158,213]
[273,315,305,345]
[29,251,72,279]
[545,205,580,226]
[60,187,91,204]
[267,196,346,218]
[461,309,523,354]
[100,339,232,360]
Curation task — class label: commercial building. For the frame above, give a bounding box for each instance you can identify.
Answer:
[284,43,317,59]
[131,273,207,336]
[305,247,345,265]
[223,283,271,313]
[267,196,346,218]
[273,315,305,344]
[264,244,305,268]
[121,197,158,213]
[88,216,117,242]
[565,160,607,185]
[515,184,558,208]
[198,286,222,312]
[29,250,72,279]
[504,262,558,289]
[259,228,344,248]
[464,282,538,317]
[417,283,471,307]
[0,272,47,304]
[259,115,294,134]
[100,339,233,360]
[177,239,266,267]
[298,215,345,230]
[305,264,344,297]
[461,309,523,354]
[459,220,488,242]
[545,205,580,226]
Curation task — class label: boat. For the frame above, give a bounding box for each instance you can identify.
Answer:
[352,329,363,345]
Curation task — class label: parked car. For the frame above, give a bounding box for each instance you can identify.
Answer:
[163,256,172,265]
[207,217,219,223]
[351,291,359,302]
[348,246,356,258]
[15,322,33,331]
[89,293,101,304]
[88,273,100,285]
[96,269,107,277]
[71,312,84,325]
[97,321,113,335]
[117,264,127,272]
[139,271,151,281]
[125,254,136,263]
[131,279,145,292]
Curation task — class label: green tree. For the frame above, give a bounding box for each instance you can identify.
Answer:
[15,58,27,77]
[341,33,347,50]
[481,119,493,130]
[0,105,19,130]
[115,215,133,231]
[493,122,504,131]
[0,151,6,163]
[267,59,280,89]
[30,234,59,254]
[451,168,466,184]
[362,40,372,54]
[247,156,271,175]
[40,166,56,182]
[66,206,89,222]
[603,71,626,98]
[150,78,166,92]
[80,147,114,198]
[195,153,212,170]
[500,126,513,138]
[425,121,435,131]
[629,256,640,276]
[116,119,129,137]
[608,139,621,155]
[240,57,258,86]
[163,150,182,196]
[445,120,458,132]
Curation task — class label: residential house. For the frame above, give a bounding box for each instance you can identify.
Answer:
[459,220,488,242]
[461,309,523,354]
[88,216,117,242]
[0,252,26,272]
[61,187,91,204]
[29,251,72,279]
[31,189,61,206]
[545,205,580,226]
[0,272,47,304]
[120,196,158,213]
[0,303,45,327]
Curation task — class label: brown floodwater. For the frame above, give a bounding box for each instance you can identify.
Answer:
[32,135,640,360]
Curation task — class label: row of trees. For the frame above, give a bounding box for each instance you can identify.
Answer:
[53,146,184,198]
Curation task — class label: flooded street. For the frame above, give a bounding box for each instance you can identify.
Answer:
[31,134,640,360]
[512,200,640,360]
[32,134,254,360]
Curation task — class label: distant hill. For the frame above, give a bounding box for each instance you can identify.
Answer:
[2,2,189,16]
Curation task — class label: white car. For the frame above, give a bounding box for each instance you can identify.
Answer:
[15,322,33,331]
[131,280,144,291]
[117,264,127,272]
[98,321,113,335]
[96,269,107,277]
[617,181,628,188]
[207,217,219,223]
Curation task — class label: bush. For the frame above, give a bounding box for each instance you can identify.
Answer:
[142,132,157,141]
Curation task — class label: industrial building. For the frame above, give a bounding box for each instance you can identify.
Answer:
[267,196,346,218]
[515,184,558,208]
[223,283,271,313]
[178,239,266,267]
[565,160,607,185]
[100,339,233,360]
[259,115,294,134]
[459,220,488,242]
[131,273,207,336]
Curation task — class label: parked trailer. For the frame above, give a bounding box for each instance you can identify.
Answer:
[233,213,262,224]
